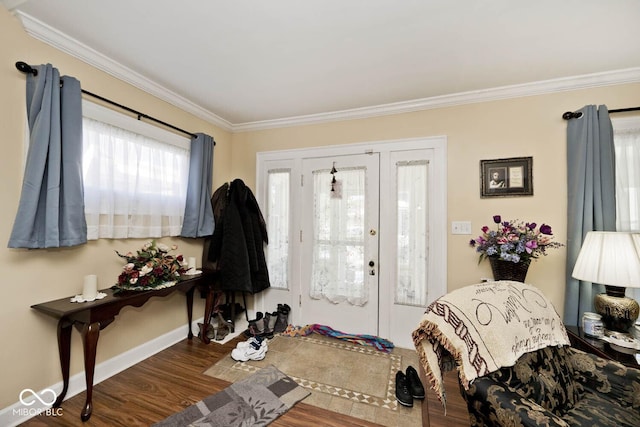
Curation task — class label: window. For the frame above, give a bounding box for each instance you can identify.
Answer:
[266,168,291,289]
[310,166,367,305]
[613,116,640,300]
[82,101,190,239]
[614,116,640,232]
[395,160,429,306]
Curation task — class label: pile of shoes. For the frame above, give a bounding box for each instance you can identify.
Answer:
[231,335,268,361]
[244,303,291,338]
[395,365,425,407]
[198,312,234,341]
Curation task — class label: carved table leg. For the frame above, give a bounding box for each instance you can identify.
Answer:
[186,286,195,339]
[79,322,100,422]
[53,318,72,407]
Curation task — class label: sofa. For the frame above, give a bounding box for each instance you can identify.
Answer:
[460,344,640,426]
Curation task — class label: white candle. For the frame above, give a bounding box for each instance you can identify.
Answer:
[188,257,197,271]
[83,275,98,301]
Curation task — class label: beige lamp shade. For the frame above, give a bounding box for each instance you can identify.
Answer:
[572,231,640,289]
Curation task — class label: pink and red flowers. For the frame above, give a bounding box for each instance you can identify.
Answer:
[470,215,563,264]
[115,240,187,290]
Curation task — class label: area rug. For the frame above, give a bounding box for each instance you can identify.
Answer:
[154,365,309,427]
[203,334,423,426]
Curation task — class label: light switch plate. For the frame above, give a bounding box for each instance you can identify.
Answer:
[451,221,472,235]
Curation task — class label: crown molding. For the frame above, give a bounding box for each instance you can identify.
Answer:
[15,11,233,132]
[1,0,28,10]
[233,67,640,132]
[14,11,640,134]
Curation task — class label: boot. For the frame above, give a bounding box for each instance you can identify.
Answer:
[262,311,277,339]
[273,304,290,333]
[198,321,216,341]
[215,313,231,341]
[245,312,265,337]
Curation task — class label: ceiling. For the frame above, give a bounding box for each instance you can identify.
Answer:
[3,0,640,130]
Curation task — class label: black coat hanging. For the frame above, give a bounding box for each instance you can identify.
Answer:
[202,179,270,294]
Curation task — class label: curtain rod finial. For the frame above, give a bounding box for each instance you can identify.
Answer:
[15,61,37,76]
[562,111,583,120]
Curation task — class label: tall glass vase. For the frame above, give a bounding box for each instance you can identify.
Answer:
[489,258,530,282]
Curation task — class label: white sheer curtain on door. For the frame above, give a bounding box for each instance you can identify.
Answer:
[395,160,429,306]
[83,117,189,239]
[310,167,368,305]
[266,169,291,289]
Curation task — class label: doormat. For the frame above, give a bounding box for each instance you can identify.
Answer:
[154,365,309,427]
[203,334,422,426]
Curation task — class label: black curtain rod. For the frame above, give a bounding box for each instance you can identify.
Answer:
[562,106,640,120]
[15,61,201,140]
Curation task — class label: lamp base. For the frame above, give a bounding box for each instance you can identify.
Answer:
[594,286,639,332]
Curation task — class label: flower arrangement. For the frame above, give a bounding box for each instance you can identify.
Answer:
[469,215,563,264]
[114,240,187,291]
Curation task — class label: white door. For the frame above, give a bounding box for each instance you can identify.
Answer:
[256,137,447,348]
[299,154,380,336]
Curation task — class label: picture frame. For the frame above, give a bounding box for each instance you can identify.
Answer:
[480,156,533,198]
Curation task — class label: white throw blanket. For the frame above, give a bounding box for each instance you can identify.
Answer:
[412,281,570,408]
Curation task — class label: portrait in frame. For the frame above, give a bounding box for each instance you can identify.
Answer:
[480,157,533,198]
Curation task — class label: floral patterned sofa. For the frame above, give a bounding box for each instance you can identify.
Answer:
[460,344,640,426]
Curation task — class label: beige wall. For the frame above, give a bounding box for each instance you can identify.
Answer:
[231,84,640,323]
[0,9,232,408]
[3,3,640,412]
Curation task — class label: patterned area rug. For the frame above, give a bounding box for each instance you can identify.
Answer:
[153,365,309,427]
[204,334,422,426]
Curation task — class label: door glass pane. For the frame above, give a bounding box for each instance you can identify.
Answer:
[266,169,290,289]
[310,167,368,305]
[396,160,428,306]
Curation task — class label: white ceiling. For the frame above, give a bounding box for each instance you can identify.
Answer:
[4,0,640,131]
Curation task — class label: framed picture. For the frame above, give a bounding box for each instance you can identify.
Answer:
[480,157,533,198]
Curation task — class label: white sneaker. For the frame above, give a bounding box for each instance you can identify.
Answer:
[231,342,267,361]
[236,337,268,351]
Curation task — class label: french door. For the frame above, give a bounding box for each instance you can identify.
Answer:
[299,154,380,335]
[256,137,447,348]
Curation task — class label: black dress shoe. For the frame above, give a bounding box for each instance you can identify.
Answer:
[395,371,414,407]
[406,365,425,399]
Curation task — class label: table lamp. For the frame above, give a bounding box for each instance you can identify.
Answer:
[571,231,640,332]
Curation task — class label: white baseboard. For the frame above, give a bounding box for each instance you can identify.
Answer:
[0,317,203,427]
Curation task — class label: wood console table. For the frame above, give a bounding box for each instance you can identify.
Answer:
[31,273,211,422]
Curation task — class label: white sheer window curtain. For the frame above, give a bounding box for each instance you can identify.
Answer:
[82,106,189,239]
[266,169,290,289]
[310,167,367,305]
[395,161,429,306]
[614,118,640,300]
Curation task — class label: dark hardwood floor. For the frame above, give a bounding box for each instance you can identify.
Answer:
[21,334,470,426]
[423,369,470,427]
